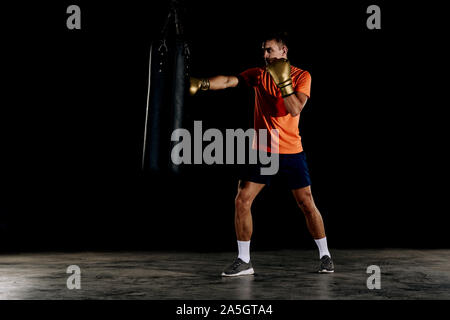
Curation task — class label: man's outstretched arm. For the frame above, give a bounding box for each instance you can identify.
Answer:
[209,75,239,90]
[189,75,239,95]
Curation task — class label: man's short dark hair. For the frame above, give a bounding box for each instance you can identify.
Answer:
[262,31,289,49]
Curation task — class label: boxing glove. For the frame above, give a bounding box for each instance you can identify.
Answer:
[266,59,294,98]
[189,77,210,96]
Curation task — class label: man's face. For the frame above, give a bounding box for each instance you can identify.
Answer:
[262,39,287,65]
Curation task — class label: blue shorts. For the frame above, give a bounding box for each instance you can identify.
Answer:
[239,152,312,190]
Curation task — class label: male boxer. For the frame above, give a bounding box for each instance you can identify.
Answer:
[190,32,334,276]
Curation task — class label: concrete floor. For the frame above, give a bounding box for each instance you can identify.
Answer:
[0,249,449,300]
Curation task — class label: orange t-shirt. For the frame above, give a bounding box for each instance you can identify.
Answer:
[239,65,311,154]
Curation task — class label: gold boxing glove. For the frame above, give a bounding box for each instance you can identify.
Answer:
[266,58,294,98]
[189,77,210,96]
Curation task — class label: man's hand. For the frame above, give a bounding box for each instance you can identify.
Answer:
[189,77,210,96]
[266,58,294,98]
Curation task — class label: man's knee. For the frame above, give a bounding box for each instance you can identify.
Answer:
[296,190,315,213]
[235,191,254,213]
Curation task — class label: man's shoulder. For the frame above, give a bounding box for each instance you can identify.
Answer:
[239,67,264,81]
[238,67,264,87]
[241,66,264,74]
[291,65,311,79]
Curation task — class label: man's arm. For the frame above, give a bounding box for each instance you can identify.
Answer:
[283,92,308,117]
[265,58,309,117]
[209,75,239,90]
[189,75,239,95]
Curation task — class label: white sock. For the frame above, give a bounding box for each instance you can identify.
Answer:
[314,237,331,259]
[237,240,251,263]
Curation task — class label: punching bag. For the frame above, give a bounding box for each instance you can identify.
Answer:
[142,2,190,175]
[142,40,168,172]
[169,40,190,174]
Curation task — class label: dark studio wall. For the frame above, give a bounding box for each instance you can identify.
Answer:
[1,0,447,252]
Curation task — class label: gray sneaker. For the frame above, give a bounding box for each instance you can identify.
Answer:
[221,258,255,277]
[318,255,334,273]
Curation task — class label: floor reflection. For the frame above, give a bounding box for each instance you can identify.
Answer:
[221,275,255,299]
[315,273,333,299]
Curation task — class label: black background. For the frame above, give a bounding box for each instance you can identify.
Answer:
[1,0,448,252]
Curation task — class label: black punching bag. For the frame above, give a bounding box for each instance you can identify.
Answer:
[142,40,168,172]
[169,40,190,174]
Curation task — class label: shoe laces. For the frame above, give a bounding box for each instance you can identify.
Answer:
[321,256,331,265]
[231,258,244,270]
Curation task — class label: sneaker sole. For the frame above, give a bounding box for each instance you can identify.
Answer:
[221,268,255,277]
[318,269,334,273]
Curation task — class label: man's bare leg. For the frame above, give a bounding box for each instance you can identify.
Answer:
[221,180,264,276]
[235,180,265,241]
[292,185,334,272]
[291,185,325,239]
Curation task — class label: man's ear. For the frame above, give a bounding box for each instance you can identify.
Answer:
[283,45,288,56]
